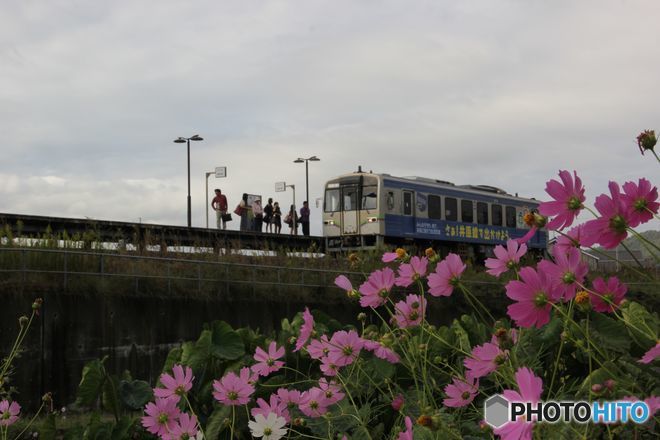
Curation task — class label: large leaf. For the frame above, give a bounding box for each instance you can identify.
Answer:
[119,380,153,410]
[101,375,120,418]
[540,316,563,344]
[162,347,183,374]
[589,313,630,353]
[621,301,658,348]
[76,358,107,407]
[211,321,245,360]
[577,361,616,396]
[204,406,231,440]
[182,330,213,370]
[111,416,134,439]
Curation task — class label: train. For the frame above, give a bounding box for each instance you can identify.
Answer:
[322,167,547,260]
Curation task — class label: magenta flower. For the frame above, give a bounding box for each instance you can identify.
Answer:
[277,388,302,410]
[538,170,585,231]
[319,356,339,377]
[639,342,660,364]
[294,307,315,352]
[391,394,404,411]
[382,251,400,262]
[359,267,396,307]
[506,267,560,328]
[427,253,466,297]
[253,341,286,377]
[464,342,506,378]
[443,375,479,408]
[590,276,627,313]
[169,412,199,439]
[393,294,426,328]
[0,400,20,427]
[494,367,543,440]
[363,340,400,363]
[318,378,345,405]
[251,393,290,422]
[240,366,259,385]
[554,224,584,254]
[299,388,330,418]
[395,256,429,287]
[142,397,181,437]
[327,330,364,367]
[154,364,194,400]
[307,335,330,360]
[581,181,632,249]
[622,178,659,227]
[334,275,354,294]
[398,416,414,440]
[485,240,527,277]
[538,247,588,301]
[212,371,255,406]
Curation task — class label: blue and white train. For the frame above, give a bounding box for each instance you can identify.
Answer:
[322,168,547,258]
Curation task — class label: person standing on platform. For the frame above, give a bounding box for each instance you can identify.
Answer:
[300,201,310,236]
[237,193,249,231]
[263,198,274,233]
[273,201,282,234]
[211,189,228,230]
[252,198,264,232]
[286,204,299,235]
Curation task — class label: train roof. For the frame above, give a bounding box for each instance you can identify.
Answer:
[325,171,540,205]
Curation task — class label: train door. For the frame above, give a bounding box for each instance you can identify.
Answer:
[402,190,415,235]
[341,185,359,235]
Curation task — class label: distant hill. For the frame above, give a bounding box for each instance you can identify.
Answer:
[601,230,660,260]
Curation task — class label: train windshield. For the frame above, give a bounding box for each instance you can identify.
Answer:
[361,185,377,210]
[324,188,340,212]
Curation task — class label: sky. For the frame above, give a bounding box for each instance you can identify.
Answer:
[1,0,659,236]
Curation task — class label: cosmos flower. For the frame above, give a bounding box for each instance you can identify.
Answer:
[299,388,330,418]
[169,412,199,440]
[141,397,181,437]
[327,330,364,367]
[639,342,660,364]
[464,342,506,378]
[393,294,426,328]
[318,378,345,405]
[0,400,20,427]
[363,340,401,363]
[494,367,543,440]
[485,240,527,277]
[581,182,633,249]
[621,178,659,227]
[154,364,194,400]
[427,253,466,297]
[307,335,330,360]
[212,371,255,406]
[554,224,584,254]
[398,416,414,440]
[443,375,479,408]
[251,394,290,423]
[294,307,315,352]
[590,276,627,313]
[252,341,286,377]
[359,268,396,307]
[395,256,429,287]
[248,412,288,440]
[505,267,560,328]
[537,247,588,301]
[538,170,585,230]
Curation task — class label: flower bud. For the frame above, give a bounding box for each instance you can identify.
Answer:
[591,384,603,393]
[357,313,366,322]
[391,394,404,411]
[637,129,657,155]
[42,392,52,403]
[19,315,29,328]
[32,298,43,311]
[417,415,433,427]
[433,356,443,364]
[604,379,615,391]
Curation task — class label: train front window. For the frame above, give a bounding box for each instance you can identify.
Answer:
[461,200,473,223]
[361,185,378,210]
[477,202,489,224]
[324,188,340,212]
[342,186,358,211]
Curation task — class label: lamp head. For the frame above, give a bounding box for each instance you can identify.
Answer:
[309,156,320,161]
[293,158,305,163]
[190,135,204,141]
[174,137,186,143]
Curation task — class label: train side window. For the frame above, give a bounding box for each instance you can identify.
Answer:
[386,192,395,211]
[492,204,503,226]
[403,191,413,216]
[506,206,516,228]
[324,189,340,212]
[445,197,457,221]
[477,202,489,224]
[461,200,473,223]
[428,195,442,219]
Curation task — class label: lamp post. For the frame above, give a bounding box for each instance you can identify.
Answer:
[293,156,320,204]
[174,134,204,227]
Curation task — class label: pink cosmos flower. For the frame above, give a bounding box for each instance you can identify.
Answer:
[382,252,399,262]
[391,394,404,411]
[490,328,518,348]
[554,224,584,254]
[142,397,181,437]
[443,375,479,408]
[622,178,659,227]
[538,247,588,301]
[294,307,315,352]
[251,393,290,422]
[395,256,429,287]
[240,366,259,386]
[485,240,527,277]
[307,335,330,360]
[299,388,330,418]
[318,378,345,405]
[319,356,339,376]
[427,253,466,297]
[398,416,414,440]
[0,400,20,427]
[253,341,286,377]
[334,275,354,294]
[327,330,364,367]
[590,276,627,313]
[169,412,199,440]
[514,227,538,245]
[363,340,401,363]
[464,342,505,378]
[494,367,543,440]
[154,364,194,400]
[212,371,255,406]
[359,267,396,307]
[393,294,426,328]
[581,182,632,249]
[506,267,560,328]
[277,388,302,410]
[639,342,660,364]
[538,170,585,231]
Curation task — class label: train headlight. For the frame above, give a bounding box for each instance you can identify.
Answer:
[324,220,335,225]
[367,217,379,223]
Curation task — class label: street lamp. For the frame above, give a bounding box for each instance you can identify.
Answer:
[174,134,204,227]
[293,156,320,203]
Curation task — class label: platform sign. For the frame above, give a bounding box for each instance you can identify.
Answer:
[215,166,227,178]
[247,194,262,205]
[275,181,286,192]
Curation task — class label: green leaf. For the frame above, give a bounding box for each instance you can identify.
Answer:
[38,413,57,440]
[540,316,563,344]
[589,313,630,353]
[182,330,213,370]
[76,358,107,407]
[83,412,113,440]
[621,301,658,348]
[364,356,396,383]
[111,416,134,440]
[162,347,183,373]
[204,406,231,440]
[118,380,153,410]
[101,375,120,418]
[578,361,616,396]
[451,320,471,353]
[211,321,245,360]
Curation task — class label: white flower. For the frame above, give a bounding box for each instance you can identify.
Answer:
[248,412,288,440]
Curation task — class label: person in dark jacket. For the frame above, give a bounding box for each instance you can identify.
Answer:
[300,201,310,236]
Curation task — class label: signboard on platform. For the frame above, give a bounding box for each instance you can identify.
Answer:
[215,166,227,178]
[275,181,286,192]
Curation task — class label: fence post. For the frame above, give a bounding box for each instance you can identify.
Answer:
[63,250,68,291]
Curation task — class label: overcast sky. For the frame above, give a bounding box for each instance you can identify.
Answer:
[1,0,659,235]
